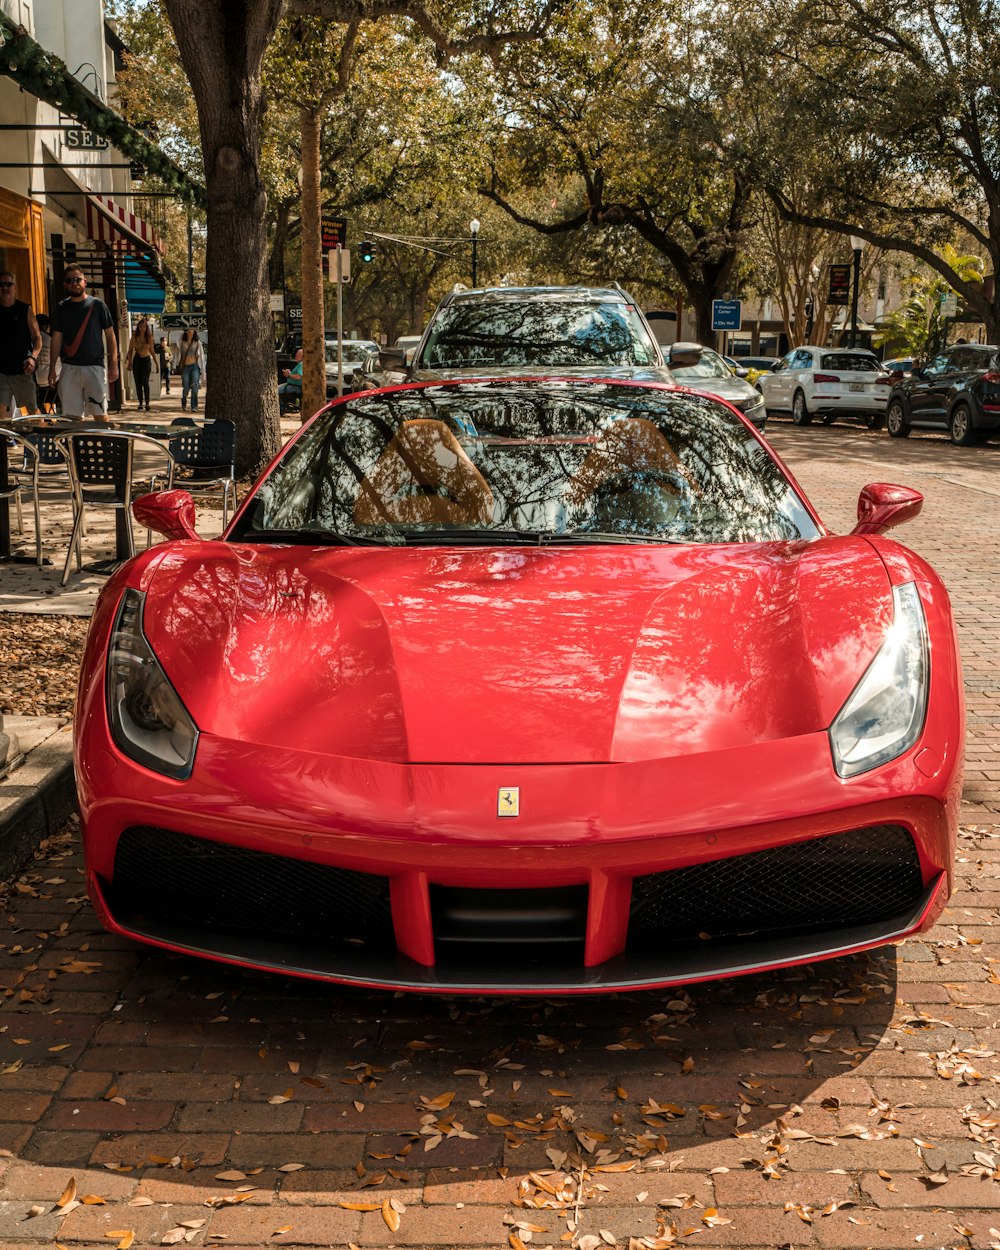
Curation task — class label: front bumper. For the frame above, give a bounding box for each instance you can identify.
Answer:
[79,727,959,994]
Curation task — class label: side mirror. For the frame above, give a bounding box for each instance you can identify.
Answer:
[852,483,923,536]
[378,347,407,369]
[669,342,704,367]
[734,366,750,379]
[770,362,781,371]
[133,489,199,541]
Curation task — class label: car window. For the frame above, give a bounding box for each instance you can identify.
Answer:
[669,348,733,380]
[924,353,950,376]
[417,300,661,369]
[237,381,820,547]
[820,353,880,372]
[791,349,813,369]
[326,342,375,364]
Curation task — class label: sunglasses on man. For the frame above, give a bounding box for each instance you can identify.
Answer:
[64,277,86,285]
[0,281,14,288]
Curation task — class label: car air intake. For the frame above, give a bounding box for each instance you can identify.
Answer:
[431,884,588,963]
[628,825,922,950]
[109,827,393,948]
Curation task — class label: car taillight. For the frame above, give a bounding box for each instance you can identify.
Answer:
[981,371,1000,383]
[813,373,840,383]
[875,375,893,386]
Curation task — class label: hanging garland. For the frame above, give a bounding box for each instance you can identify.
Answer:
[0,13,206,208]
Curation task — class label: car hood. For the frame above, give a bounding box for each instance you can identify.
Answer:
[410,364,675,385]
[140,539,892,766]
[674,376,761,409]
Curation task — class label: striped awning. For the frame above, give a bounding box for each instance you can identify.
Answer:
[85,192,165,257]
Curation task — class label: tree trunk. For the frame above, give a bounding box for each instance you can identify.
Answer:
[299,105,326,421]
[164,0,282,480]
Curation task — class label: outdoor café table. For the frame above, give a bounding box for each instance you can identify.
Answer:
[16,418,196,568]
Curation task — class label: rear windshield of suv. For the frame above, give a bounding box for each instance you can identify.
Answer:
[820,353,880,372]
[418,300,661,369]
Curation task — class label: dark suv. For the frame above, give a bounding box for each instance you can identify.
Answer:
[379,285,674,384]
[885,343,1000,445]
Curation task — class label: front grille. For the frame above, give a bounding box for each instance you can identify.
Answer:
[628,825,923,950]
[109,827,393,949]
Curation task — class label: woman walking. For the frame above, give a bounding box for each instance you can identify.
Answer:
[126,316,157,412]
[178,329,205,412]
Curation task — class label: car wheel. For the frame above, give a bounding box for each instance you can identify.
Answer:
[886,399,911,438]
[791,391,812,425]
[949,404,978,446]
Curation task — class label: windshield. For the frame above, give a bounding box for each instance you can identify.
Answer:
[233,381,819,547]
[417,300,661,369]
[669,348,733,381]
[820,353,881,372]
[326,342,377,365]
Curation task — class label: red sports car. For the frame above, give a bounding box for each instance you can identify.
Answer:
[75,378,964,994]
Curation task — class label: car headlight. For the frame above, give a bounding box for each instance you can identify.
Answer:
[829,581,928,778]
[743,392,765,411]
[106,588,199,779]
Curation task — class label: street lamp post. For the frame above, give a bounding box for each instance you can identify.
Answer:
[470,218,480,288]
[849,234,865,348]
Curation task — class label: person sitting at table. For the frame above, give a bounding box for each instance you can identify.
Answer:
[279,348,303,414]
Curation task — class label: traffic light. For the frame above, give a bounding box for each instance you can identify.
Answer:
[359,240,377,263]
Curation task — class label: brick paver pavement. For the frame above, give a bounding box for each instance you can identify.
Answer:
[1,418,999,1249]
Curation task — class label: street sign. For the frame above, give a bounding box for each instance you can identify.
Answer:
[327,249,352,283]
[711,299,742,331]
[162,312,208,330]
[940,291,958,318]
[828,264,851,305]
[287,306,303,323]
[321,216,348,251]
[269,293,285,312]
[64,126,109,151]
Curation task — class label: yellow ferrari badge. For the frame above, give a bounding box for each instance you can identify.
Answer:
[497,787,520,817]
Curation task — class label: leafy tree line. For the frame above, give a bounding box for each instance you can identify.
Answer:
[110,0,1000,476]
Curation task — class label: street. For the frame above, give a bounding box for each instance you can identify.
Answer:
[0,416,998,1250]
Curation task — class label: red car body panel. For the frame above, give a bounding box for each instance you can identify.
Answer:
[73,381,964,994]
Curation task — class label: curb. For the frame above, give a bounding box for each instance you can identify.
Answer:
[0,721,76,881]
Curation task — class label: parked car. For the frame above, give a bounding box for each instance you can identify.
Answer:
[882,357,916,376]
[668,343,767,430]
[383,285,676,384]
[885,343,1000,444]
[359,333,424,391]
[88,376,961,994]
[323,338,379,396]
[736,356,782,373]
[756,346,891,426]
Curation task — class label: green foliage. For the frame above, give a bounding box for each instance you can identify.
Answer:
[875,247,985,358]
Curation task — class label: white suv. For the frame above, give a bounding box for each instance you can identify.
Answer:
[756,347,891,427]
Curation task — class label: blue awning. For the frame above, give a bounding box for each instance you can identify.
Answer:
[124,256,166,314]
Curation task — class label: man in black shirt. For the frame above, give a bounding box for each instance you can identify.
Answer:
[0,271,42,418]
[49,264,119,423]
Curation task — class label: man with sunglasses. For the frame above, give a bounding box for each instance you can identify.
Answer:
[0,271,42,419]
[48,265,118,423]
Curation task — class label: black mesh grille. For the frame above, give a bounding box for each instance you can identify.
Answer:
[628,825,923,949]
[110,827,393,948]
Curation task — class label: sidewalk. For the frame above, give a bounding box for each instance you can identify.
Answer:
[0,392,302,877]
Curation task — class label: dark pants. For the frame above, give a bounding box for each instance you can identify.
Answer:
[133,355,152,407]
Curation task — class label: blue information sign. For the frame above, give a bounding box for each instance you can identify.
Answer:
[711,299,742,331]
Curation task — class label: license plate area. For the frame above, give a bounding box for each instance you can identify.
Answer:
[850,382,864,392]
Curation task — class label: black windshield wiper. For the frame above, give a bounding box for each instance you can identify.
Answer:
[238,527,404,547]
[540,531,688,545]
[400,528,545,546]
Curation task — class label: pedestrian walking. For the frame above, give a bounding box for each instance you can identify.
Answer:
[156,335,172,395]
[0,270,42,419]
[178,328,205,412]
[126,315,157,412]
[48,265,119,423]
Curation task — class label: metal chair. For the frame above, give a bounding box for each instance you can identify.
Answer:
[0,425,42,566]
[167,419,237,527]
[55,431,175,586]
